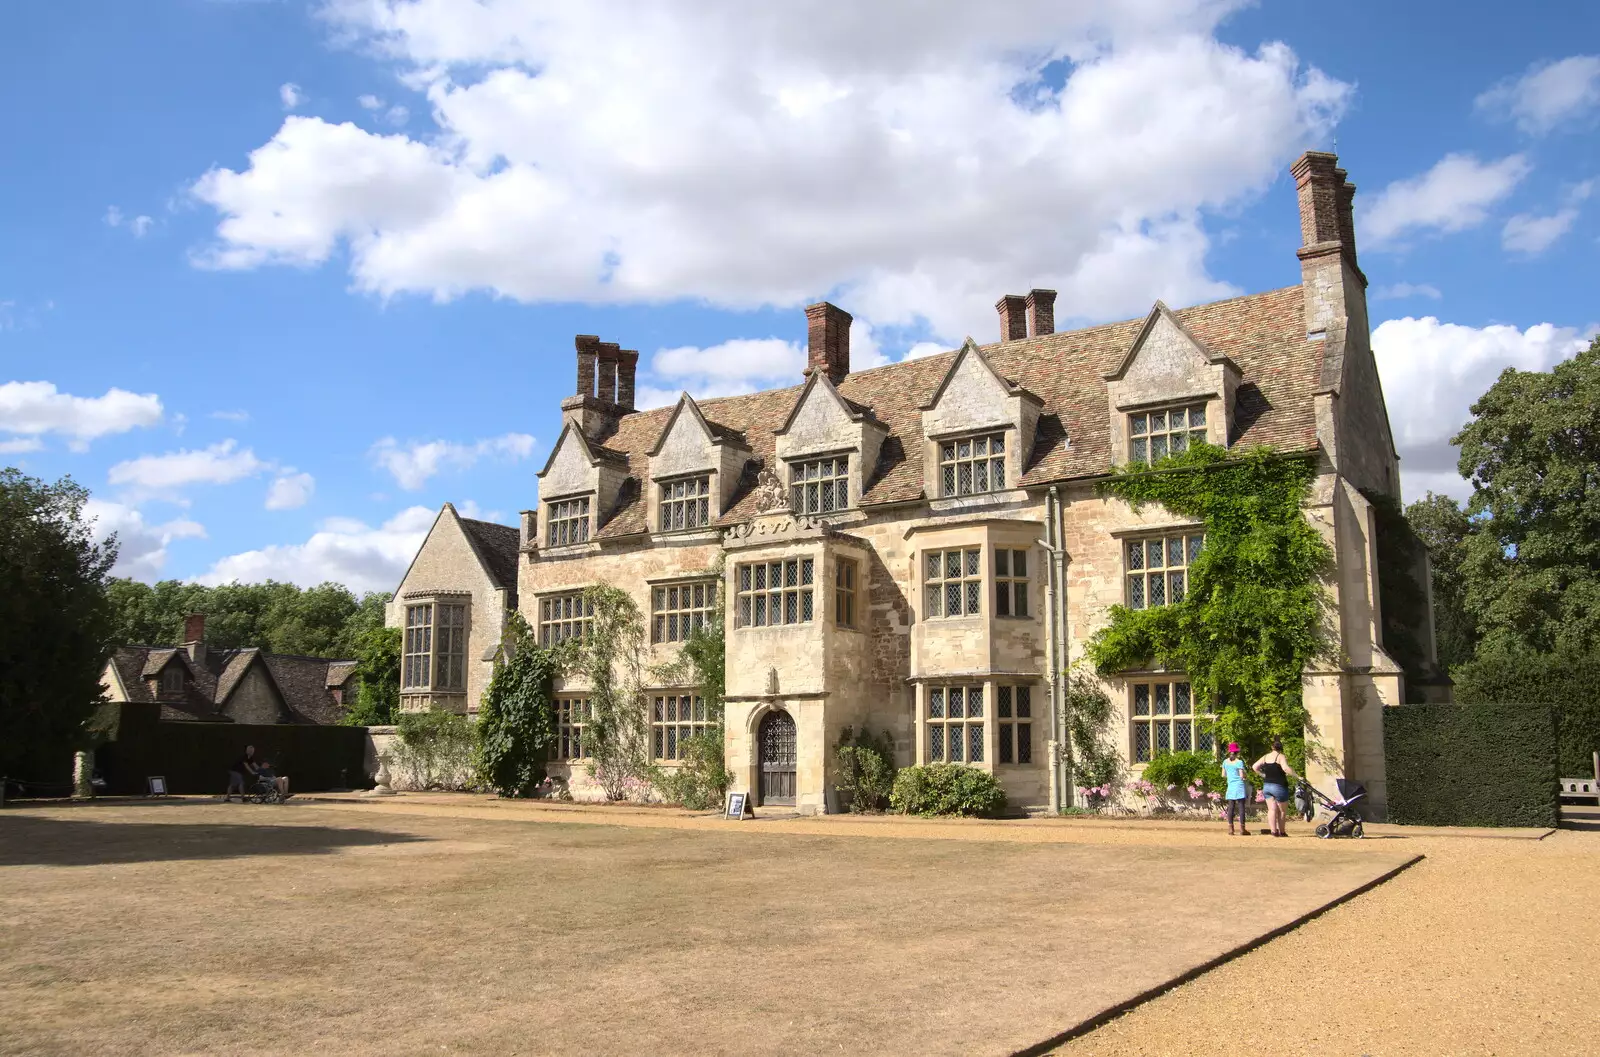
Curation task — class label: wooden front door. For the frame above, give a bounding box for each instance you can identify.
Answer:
[758,710,796,806]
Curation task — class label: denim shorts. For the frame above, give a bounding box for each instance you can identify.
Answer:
[1263,782,1290,802]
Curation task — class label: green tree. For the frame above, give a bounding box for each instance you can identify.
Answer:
[475,612,561,797]
[343,625,401,726]
[0,471,118,781]
[1404,491,1478,672]
[1455,337,1600,656]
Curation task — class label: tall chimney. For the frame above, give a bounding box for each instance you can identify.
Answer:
[1026,289,1056,337]
[804,302,852,385]
[597,342,621,404]
[617,349,638,411]
[1292,151,1344,249]
[575,335,600,397]
[183,613,206,664]
[1334,166,1358,265]
[996,294,1027,342]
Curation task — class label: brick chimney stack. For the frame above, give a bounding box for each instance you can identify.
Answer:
[996,295,1027,342]
[575,334,601,397]
[183,613,206,664]
[1026,288,1056,337]
[804,302,852,385]
[1292,150,1367,315]
[616,349,638,411]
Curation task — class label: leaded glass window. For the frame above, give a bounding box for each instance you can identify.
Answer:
[994,548,1030,618]
[435,603,467,691]
[924,547,982,618]
[926,684,985,764]
[734,557,815,627]
[1130,679,1212,763]
[997,684,1033,765]
[939,433,1007,496]
[1129,405,1208,464]
[790,456,850,515]
[547,496,592,547]
[402,604,432,689]
[1126,531,1204,611]
[835,558,858,628]
[659,476,710,531]
[652,580,716,643]
[652,694,711,761]
[539,592,595,645]
[555,696,591,760]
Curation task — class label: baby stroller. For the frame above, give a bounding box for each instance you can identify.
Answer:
[1300,777,1365,838]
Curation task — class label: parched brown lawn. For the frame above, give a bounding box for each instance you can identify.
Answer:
[2,798,1419,1057]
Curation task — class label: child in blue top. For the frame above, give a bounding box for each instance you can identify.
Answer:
[1222,743,1251,836]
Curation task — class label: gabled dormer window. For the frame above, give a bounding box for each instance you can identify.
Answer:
[160,666,184,695]
[939,433,1006,496]
[1129,405,1207,464]
[547,497,592,547]
[790,456,849,515]
[659,476,710,530]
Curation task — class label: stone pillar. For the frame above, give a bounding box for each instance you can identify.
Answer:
[73,751,94,799]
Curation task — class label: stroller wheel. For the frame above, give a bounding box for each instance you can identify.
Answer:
[1351,822,1363,839]
[1315,823,1331,839]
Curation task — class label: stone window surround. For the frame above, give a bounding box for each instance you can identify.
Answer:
[651,690,712,763]
[834,556,859,629]
[399,592,471,692]
[654,472,714,534]
[1107,391,1231,467]
[648,573,718,644]
[536,586,596,645]
[786,450,853,515]
[910,673,1044,770]
[1122,528,1206,611]
[929,424,1017,498]
[541,489,595,550]
[1128,675,1214,763]
[907,521,1043,627]
[554,694,591,761]
[733,555,816,628]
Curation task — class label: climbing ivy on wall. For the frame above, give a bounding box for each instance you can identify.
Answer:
[1085,444,1332,760]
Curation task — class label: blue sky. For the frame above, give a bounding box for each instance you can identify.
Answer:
[1,0,1596,594]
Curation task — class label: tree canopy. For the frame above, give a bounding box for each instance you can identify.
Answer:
[106,578,389,659]
[0,471,118,781]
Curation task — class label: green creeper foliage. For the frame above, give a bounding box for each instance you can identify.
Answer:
[1064,663,1124,793]
[890,764,1007,817]
[1455,336,1600,657]
[1384,702,1558,828]
[1085,444,1331,752]
[0,470,118,781]
[1365,491,1433,702]
[579,583,652,800]
[475,612,561,797]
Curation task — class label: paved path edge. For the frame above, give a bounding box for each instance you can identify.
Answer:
[1007,852,1427,1057]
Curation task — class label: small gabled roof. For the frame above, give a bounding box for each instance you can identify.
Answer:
[1104,301,1242,382]
[646,392,751,456]
[536,421,628,478]
[920,337,1043,411]
[457,512,520,602]
[774,369,880,436]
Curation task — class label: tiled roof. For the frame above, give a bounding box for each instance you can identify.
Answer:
[458,517,521,602]
[107,644,357,725]
[587,286,1318,539]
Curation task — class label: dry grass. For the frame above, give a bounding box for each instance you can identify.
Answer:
[0,799,1412,1057]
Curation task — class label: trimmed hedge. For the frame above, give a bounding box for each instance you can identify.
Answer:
[890,764,1007,817]
[1385,703,1558,828]
[1453,649,1600,777]
[94,702,370,795]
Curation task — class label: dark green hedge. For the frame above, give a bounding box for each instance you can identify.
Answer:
[1385,703,1558,828]
[95,703,371,795]
[1454,649,1600,777]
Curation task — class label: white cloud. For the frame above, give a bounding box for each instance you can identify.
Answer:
[84,499,207,581]
[370,431,536,489]
[1372,316,1596,502]
[455,499,506,522]
[1373,282,1442,301]
[0,381,163,450]
[386,104,410,125]
[1476,55,1600,135]
[108,439,268,495]
[210,409,251,422]
[903,341,951,361]
[358,93,384,109]
[197,505,437,593]
[105,206,154,236]
[265,471,316,509]
[280,82,304,110]
[191,1,1349,342]
[1501,179,1592,256]
[1362,153,1531,250]
[0,437,44,454]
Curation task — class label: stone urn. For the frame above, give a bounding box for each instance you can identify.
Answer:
[367,756,397,797]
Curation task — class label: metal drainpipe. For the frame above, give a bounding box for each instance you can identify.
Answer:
[1051,485,1074,811]
[1043,488,1061,815]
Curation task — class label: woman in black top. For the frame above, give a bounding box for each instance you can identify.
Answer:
[226,745,258,802]
[1253,739,1299,837]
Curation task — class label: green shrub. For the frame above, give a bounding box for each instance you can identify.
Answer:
[834,727,897,813]
[890,764,1007,817]
[475,614,561,798]
[654,729,734,810]
[1385,702,1558,828]
[1141,750,1228,794]
[1454,648,1600,777]
[392,709,479,791]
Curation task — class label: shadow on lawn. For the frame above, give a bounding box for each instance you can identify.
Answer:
[0,812,426,867]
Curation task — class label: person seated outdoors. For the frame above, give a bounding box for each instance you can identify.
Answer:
[254,759,291,799]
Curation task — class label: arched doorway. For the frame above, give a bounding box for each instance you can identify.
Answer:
[758,709,796,806]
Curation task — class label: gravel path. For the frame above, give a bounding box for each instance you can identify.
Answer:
[1048,828,1600,1057]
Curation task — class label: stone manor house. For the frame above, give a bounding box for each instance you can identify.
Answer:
[389,151,1437,818]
